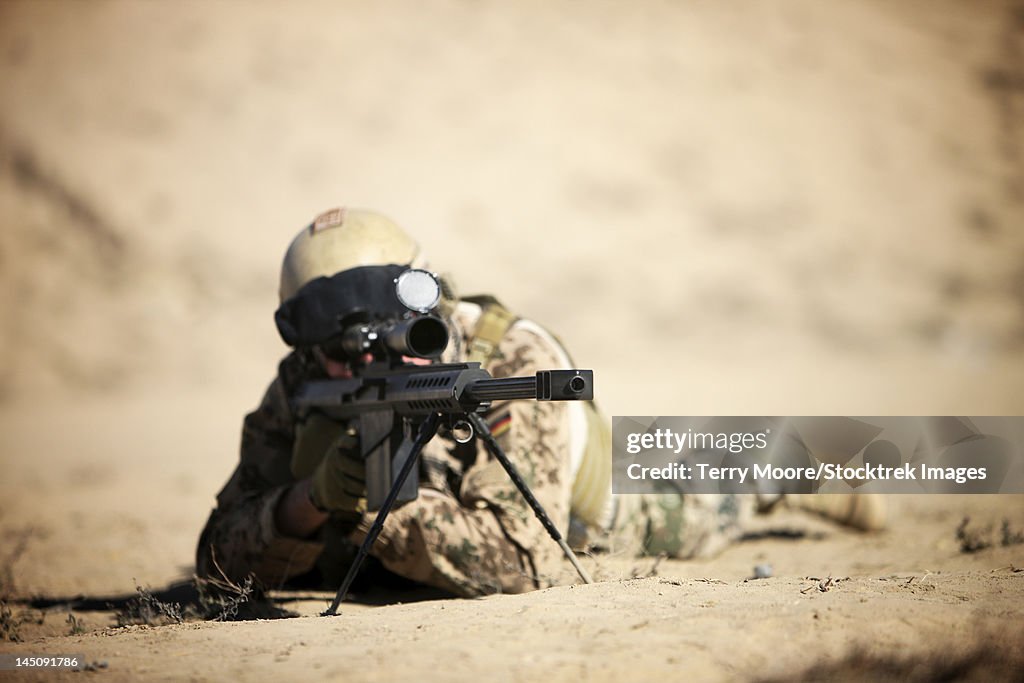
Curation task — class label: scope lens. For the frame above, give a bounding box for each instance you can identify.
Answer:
[395,269,442,312]
[405,317,449,357]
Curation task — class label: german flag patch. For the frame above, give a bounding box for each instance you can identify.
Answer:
[487,410,512,438]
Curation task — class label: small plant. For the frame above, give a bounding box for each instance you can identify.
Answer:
[192,550,286,621]
[115,583,184,627]
[66,611,86,635]
[193,558,257,622]
[199,574,254,621]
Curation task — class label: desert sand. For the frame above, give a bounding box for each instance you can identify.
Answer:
[1,1,1023,680]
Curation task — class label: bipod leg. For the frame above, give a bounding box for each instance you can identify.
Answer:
[465,412,593,585]
[322,412,441,616]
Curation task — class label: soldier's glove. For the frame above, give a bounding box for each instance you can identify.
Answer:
[291,413,366,515]
[309,446,367,515]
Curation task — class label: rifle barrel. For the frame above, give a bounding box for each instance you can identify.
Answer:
[463,376,537,402]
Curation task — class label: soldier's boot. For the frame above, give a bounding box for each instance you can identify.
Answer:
[785,493,888,532]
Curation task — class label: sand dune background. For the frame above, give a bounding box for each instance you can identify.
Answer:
[1,1,1023,680]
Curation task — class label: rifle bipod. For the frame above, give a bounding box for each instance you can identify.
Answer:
[322,411,593,616]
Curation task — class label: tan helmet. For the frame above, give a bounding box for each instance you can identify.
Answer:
[279,207,424,301]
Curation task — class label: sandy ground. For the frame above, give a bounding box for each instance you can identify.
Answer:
[1,0,1024,680]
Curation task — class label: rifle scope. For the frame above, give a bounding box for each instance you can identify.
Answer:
[338,316,449,360]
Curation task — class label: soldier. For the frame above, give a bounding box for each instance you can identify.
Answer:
[196,207,884,598]
[197,207,609,596]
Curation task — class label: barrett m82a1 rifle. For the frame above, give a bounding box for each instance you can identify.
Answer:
[275,265,595,615]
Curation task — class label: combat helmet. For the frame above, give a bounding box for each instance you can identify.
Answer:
[279,207,425,301]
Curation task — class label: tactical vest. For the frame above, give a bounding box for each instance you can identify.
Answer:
[462,296,612,528]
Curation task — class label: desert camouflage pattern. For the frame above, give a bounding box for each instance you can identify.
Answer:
[196,300,746,596]
[602,491,751,560]
[196,302,575,596]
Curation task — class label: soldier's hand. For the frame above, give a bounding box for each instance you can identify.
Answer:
[291,413,366,515]
[309,445,367,515]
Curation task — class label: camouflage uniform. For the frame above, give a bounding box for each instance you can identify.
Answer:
[197,301,580,596]
[602,490,749,560]
[196,300,748,597]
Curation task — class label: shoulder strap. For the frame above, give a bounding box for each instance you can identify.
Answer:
[462,295,519,365]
